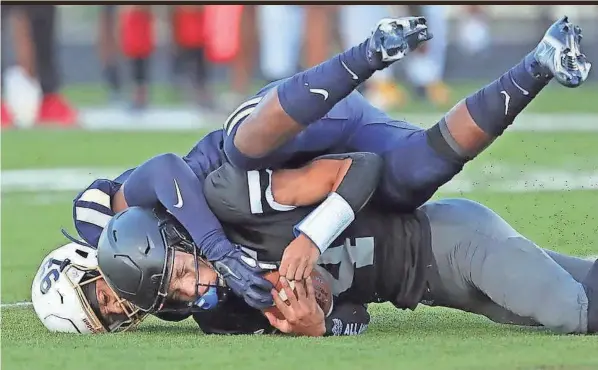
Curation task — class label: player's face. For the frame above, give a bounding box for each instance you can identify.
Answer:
[85,275,145,332]
[167,251,218,303]
[95,278,126,318]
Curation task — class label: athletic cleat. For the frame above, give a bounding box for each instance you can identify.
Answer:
[532,16,591,88]
[367,17,433,70]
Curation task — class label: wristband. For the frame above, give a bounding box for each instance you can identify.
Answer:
[293,192,355,254]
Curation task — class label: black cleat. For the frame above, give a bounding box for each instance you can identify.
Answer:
[582,259,598,333]
[367,17,433,70]
[531,16,592,88]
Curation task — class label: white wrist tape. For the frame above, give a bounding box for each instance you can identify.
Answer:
[294,192,355,254]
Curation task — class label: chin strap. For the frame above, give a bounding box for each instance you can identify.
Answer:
[61,228,94,248]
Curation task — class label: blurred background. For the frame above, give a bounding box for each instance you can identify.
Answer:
[1,4,597,129]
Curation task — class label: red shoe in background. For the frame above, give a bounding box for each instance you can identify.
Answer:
[1,101,14,128]
[37,93,78,126]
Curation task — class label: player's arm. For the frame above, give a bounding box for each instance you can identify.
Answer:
[273,152,383,281]
[91,154,233,265]
[76,153,274,310]
[204,152,382,279]
[266,278,370,337]
[270,152,379,208]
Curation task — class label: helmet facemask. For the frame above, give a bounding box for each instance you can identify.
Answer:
[152,214,229,314]
[65,262,147,333]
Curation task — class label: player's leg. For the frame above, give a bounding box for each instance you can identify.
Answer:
[369,16,592,210]
[224,17,432,170]
[543,249,594,283]
[421,198,594,334]
[429,16,590,162]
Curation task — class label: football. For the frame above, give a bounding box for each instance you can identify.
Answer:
[263,265,334,320]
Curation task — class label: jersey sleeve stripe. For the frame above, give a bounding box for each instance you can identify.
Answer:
[77,188,111,209]
[75,207,112,228]
[247,170,264,214]
[223,96,263,134]
[226,107,257,135]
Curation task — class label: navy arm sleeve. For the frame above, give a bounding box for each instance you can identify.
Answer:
[122,153,234,261]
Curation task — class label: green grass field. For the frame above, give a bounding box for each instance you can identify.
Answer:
[2,83,598,369]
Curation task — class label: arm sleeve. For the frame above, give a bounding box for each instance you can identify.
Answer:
[122,153,235,261]
[324,302,370,336]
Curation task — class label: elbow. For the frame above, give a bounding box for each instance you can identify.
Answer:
[354,152,383,178]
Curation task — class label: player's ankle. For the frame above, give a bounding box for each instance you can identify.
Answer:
[526,51,553,81]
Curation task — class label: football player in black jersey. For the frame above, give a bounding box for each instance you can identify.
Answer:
[96,153,598,336]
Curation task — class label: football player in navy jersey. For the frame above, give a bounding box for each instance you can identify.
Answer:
[72,16,591,312]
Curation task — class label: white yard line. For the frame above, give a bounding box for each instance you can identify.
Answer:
[75,110,598,132]
[2,302,33,308]
[3,165,598,195]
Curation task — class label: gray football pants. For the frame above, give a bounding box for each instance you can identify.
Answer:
[419,198,592,334]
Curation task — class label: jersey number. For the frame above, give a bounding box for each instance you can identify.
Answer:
[247,169,296,214]
[39,258,64,294]
[318,237,375,296]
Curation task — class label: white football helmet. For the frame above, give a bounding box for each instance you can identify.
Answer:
[31,242,145,334]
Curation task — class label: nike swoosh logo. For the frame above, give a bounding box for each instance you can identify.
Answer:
[214,261,240,280]
[309,88,329,100]
[173,179,184,208]
[510,76,529,96]
[341,60,358,80]
[500,91,510,115]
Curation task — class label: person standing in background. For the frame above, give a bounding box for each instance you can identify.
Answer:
[223,5,258,111]
[1,4,78,127]
[403,4,451,107]
[457,5,491,56]
[257,5,303,83]
[339,4,408,110]
[257,5,335,83]
[97,5,122,105]
[302,5,335,68]
[170,5,214,111]
[118,5,153,111]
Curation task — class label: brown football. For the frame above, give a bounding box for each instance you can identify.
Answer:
[263,265,334,320]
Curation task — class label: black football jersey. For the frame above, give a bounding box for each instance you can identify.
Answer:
[204,164,433,309]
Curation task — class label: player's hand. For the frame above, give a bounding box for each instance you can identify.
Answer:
[213,247,275,310]
[264,277,326,337]
[279,233,320,281]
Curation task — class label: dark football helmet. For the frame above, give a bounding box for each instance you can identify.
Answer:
[96,206,229,314]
